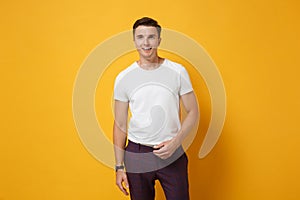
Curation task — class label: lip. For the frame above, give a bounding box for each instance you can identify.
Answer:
[142,47,152,50]
[140,47,153,54]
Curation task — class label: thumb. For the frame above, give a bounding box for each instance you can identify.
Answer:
[153,143,164,149]
[124,177,129,188]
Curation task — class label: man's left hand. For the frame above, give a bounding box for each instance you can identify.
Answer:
[153,138,180,159]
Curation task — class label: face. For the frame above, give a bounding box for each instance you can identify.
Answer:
[134,26,161,60]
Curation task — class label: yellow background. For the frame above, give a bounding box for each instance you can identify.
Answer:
[1,0,300,199]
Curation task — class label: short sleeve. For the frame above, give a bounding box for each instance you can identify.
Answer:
[113,74,129,102]
[179,67,193,95]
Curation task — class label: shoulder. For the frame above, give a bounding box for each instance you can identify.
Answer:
[163,59,189,75]
[115,62,138,83]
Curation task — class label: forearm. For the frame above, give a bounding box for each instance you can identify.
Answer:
[113,122,127,166]
[174,92,199,145]
[174,108,199,146]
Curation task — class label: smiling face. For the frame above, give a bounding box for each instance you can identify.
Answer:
[134,25,161,62]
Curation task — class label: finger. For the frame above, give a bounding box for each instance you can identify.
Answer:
[160,153,172,159]
[122,176,129,195]
[153,145,168,154]
[156,154,168,160]
[154,148,173,159]
[117,183,129,195]
[124,176,129,189]
[122,185,129,196]
[153,143,165,149]
[153,148,164,154]
[153,150,167,158]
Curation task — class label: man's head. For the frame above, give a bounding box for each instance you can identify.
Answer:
[133,17,161,38]
[133,17,162,61]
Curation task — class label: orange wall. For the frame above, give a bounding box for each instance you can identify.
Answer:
[1,0,300,199]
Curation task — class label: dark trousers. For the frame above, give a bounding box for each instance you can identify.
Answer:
[124,140,189,200]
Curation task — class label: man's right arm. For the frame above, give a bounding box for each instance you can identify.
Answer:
[113,100,129,195]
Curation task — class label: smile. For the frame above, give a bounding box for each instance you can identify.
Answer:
[142,47,152,50]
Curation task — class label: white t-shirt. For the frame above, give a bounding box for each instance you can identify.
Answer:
[114,59,193,145]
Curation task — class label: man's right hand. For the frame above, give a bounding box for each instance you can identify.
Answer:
[116,170,129,195]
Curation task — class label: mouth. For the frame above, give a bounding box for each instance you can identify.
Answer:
[142,47,152,51]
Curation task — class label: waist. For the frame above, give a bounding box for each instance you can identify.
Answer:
[126,140,156,152]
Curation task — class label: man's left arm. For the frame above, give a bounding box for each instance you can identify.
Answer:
[153,91,199,159]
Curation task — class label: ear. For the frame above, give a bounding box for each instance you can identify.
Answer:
[158,37,162,46]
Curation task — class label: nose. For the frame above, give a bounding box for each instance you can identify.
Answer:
[143,38,149,45]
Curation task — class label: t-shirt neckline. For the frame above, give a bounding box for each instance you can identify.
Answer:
[135,59,167,72]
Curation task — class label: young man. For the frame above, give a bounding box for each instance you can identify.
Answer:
[113,17,199,200]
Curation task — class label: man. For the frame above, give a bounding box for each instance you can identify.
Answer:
[113,17,198,200]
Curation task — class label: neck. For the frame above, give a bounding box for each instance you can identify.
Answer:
[139,54,159,64]
[138,56,164,70]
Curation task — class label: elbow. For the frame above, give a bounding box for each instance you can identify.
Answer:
[190,105,200,123]
[114,120,127,133]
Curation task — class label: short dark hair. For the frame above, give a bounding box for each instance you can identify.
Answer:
[133,17,161,38]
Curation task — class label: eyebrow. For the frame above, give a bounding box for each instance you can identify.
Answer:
[135,34,157,38]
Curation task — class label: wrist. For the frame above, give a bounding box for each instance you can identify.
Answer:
[173,136,182,148]
[115,165,125,172]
